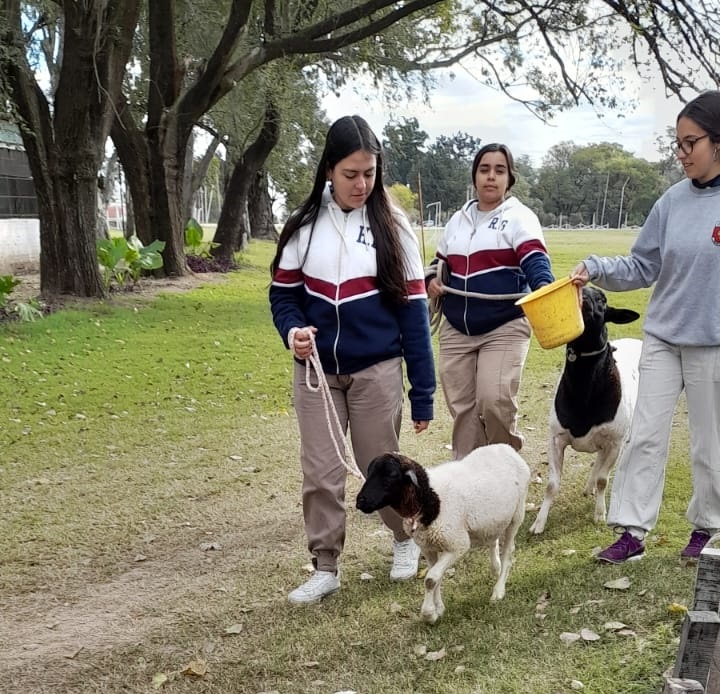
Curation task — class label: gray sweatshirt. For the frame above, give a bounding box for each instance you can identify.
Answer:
[584,178,720,346]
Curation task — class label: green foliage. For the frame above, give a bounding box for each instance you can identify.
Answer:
[534,142,666,227]
[184,217,218,258]
[387,182,417,219]
[384,119,482,221]
[12,299,43,322]
[0,274,21,308]
[0,275,44,322]
[97,235,166,289]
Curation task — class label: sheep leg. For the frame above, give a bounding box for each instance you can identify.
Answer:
[529,434,567,534]
[489,539,501,578]
[492,515,523,602]
[585,442,620,523]
[421,550,460,624]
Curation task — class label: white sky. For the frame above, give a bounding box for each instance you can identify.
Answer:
[321,68,685,167]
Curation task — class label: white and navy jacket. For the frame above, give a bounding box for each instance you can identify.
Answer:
[270,188,435,422]
[434,196,554,336]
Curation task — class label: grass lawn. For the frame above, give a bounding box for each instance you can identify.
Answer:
[0,231,698,693]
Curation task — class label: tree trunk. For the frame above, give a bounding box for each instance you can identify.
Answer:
[0,0,140,297]
[249,170,277,240]
[212,100,280,262]
[111,98,152,245]
[184,134,221,224]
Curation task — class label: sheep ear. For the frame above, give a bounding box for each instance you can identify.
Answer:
[404,469,419,487]
[605,306,640,324]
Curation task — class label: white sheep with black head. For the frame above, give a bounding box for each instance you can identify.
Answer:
[356,444,530,624]
[530,286,641,534]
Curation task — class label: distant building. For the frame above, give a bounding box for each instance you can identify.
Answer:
[0,120,37,218]
[0,120,40,273]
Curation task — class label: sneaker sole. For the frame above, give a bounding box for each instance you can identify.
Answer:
[596,552,644,565]
[390,571,418,582]
[288,586,340,605]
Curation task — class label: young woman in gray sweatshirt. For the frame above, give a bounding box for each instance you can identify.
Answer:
[571,89,720,565]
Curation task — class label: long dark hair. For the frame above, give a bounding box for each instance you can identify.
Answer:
[677,90,720,144]
[471,142,517,189]
[271,115,409,305]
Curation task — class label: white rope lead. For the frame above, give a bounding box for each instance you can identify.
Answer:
[427,258,527,334]
[304,334,365,481]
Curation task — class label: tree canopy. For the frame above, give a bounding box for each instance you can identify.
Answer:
[2,0,719,296]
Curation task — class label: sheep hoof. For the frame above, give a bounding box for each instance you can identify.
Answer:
[422,610,439,624]
[529,519,545,535]
[490,587,505,602]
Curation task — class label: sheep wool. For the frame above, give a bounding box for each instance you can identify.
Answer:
[357,444,530,624]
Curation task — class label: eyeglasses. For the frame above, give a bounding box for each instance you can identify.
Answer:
[675,134,709,155]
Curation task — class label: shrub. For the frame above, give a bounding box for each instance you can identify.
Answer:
[97,236,166,289]
[0,275,45,323]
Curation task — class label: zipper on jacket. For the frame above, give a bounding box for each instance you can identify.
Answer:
[463,204,473,334]
[330,205,350,374]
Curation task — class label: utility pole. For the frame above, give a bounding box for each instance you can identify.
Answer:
[617,177,630,229]
[600,172,610,227]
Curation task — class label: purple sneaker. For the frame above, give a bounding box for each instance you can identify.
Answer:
[597,530,645,564]
[680,530,711,565]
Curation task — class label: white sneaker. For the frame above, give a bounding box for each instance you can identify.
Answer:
[390,539,421,581]
[288,570,340,604]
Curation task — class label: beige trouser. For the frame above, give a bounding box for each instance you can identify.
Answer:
[292,358,410,573]
[608,334,720,533]
[439,317,531,459]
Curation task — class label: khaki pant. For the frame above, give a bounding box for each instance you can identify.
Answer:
[439,317,531,459]
[293,358,410,573]
[608,334,720,533]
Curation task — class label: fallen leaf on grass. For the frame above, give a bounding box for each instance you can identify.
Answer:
[151,673,168,689]
[413,644,427,656]
[668,602,688,614]
[570,680,584,690]
[181,659,207,677]
[580,628,600,641]
[64,646,83,659]
[617,628,637,637]
[535,591,551,619]
[604,621,628,631]
[199,542,222,551]
[389,602,402,613]
[303,661,320,668]
[224,623,244,635]
[359,572,374,581]
[425,648,446,661]
[603,576,631,590]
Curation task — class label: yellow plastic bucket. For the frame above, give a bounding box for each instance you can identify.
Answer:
[515,276,584,349]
